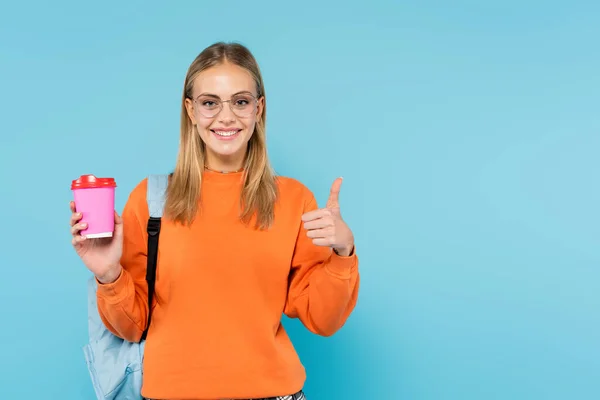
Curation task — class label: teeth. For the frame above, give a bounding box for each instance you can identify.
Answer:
[214,130,238,137]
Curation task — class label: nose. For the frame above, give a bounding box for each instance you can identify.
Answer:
[217,101,236,124]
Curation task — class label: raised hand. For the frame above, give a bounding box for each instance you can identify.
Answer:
[70,201,124,283]
[301,177,355,257]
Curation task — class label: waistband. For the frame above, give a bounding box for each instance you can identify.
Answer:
[146,389,306,400]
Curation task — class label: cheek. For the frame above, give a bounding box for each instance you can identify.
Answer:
[196,117,214,132]
[242,117,257,133]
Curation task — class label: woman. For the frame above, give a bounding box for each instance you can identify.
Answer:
[69,42,360,400]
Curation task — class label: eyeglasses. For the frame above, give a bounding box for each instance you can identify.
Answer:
[193,93,259,118]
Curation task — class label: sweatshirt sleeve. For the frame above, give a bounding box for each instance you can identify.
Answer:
[283,187,360,337]
[95,179,151,343]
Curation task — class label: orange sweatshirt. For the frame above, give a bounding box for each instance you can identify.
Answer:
[96,170,360,400]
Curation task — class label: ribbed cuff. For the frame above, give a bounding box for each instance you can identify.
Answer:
[96,268,131,304]
[325,251,358,279]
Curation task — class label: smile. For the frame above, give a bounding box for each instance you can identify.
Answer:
[211,129,242,140]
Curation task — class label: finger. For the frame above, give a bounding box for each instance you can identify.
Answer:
[114,210,123,225]
[69,201,76,213]
[114,211,123,237]
[306,227,333,239]
[71,222,87,236]
[70,211,82,227]
[326,177,343,208]
[303,217,333,231]
[72,235,86,246]
[301,208,332,222]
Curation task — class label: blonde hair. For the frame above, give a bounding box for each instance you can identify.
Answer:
[164,42,278,230]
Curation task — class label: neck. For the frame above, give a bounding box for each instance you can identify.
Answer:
[204,164,244,174]
[204,150,246,173]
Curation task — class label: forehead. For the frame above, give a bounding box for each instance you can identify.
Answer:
[192,62,256,97]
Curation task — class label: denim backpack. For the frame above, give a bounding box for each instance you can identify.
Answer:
[83,174,168,400]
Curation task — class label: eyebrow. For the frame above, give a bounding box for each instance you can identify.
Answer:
[197,90,254,98]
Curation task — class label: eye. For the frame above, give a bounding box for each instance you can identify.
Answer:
[200,99,220,109]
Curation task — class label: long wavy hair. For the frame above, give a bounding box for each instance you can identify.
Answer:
[164,42,278,230]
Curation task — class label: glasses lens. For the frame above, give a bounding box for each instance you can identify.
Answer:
[230,94,255,117]
[196,95,221,117]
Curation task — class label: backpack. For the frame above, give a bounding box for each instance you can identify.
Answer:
[82,174,168,400]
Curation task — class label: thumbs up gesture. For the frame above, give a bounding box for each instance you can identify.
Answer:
[301,177,355,257]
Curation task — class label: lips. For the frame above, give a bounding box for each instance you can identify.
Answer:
[211,129,242,140]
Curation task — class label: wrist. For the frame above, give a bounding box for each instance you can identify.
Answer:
[333,244,354,257]
[97,265,122,284]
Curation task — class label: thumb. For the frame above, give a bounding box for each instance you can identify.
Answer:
[114,210,123,225]
[326,177,343,208]
[114,211,123,234]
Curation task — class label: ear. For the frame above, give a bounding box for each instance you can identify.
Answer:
[256,96,265,121]
[184,98,197,125]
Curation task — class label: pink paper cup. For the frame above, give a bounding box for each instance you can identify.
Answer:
[71,174,117,238]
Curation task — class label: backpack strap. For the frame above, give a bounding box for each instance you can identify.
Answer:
[140,174,169,342]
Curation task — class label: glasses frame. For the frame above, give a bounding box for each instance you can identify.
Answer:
[192,92,261,119]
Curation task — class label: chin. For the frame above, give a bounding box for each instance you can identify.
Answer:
[206,137,248,157]
[212,145,245,157]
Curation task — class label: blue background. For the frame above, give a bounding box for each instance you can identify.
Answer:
[1,1,599,399]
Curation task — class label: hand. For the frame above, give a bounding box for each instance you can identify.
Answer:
[301,177,355,257]
[70,201,124,283]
